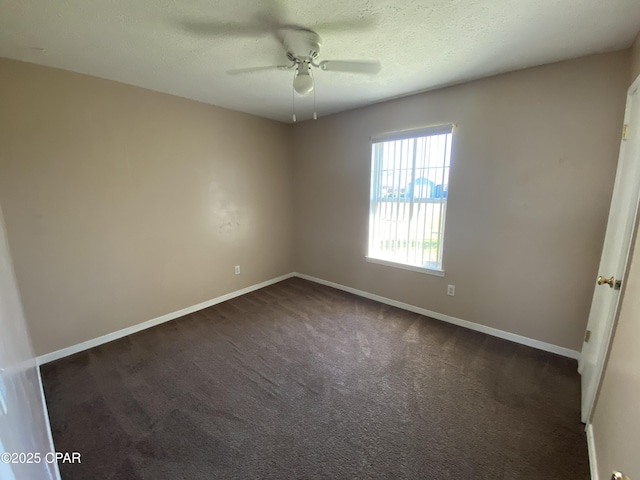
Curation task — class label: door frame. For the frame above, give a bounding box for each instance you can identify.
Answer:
[579,73,640,423]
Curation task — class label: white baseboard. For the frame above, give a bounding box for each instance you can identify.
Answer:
[37,270,580,365]
[586,423,599,480]
[294,273,581,360]
[37,273,296,365]
[36,364,62,480]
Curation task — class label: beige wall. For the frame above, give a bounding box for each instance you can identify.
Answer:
[0,58,294,356]
[0,50,631,357]
[631,30,640,83]
[291,52,629,352]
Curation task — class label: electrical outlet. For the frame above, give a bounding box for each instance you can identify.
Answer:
[234,265,241,275]
[447,285,455,296]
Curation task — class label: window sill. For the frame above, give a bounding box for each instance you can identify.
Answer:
[365,257,445,277]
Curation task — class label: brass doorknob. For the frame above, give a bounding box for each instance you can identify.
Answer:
[598,275,615,288]
[611,472,630,480]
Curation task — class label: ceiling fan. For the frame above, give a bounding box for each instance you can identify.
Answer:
[226,26,381,96]
[181,4,380,120]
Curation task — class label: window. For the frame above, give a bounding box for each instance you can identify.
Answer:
[367,125,453,274]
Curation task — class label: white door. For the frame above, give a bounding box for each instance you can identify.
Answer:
[0,205,60,480]
[579,76,640,423]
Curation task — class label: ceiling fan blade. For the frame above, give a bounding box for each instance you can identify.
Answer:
[227,65,293,75]
[318,60,381,74]
[181,1,287,37]
[254,0,287,29]
[311,17,377,33]
[180,20,272,37]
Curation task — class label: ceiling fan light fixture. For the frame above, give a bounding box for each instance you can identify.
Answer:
[293,71,314,95]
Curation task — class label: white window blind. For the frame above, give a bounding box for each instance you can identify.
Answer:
[368,125,453,272]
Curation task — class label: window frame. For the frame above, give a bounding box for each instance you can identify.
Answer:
[366,124,454,276]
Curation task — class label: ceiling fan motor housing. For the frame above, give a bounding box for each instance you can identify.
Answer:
[281,28,321,62]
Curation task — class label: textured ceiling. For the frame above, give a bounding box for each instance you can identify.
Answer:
[1,0,640,123]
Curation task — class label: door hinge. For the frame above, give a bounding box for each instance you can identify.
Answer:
[622,124,629,141]
[584,330,592,343]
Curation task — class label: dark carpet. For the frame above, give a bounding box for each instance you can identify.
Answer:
[41,277,589,479]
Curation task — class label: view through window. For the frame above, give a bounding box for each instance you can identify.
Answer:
[368,126,453,271]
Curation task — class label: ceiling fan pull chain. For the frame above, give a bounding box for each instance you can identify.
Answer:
[312,69,317,120]
[292,82,297,123]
